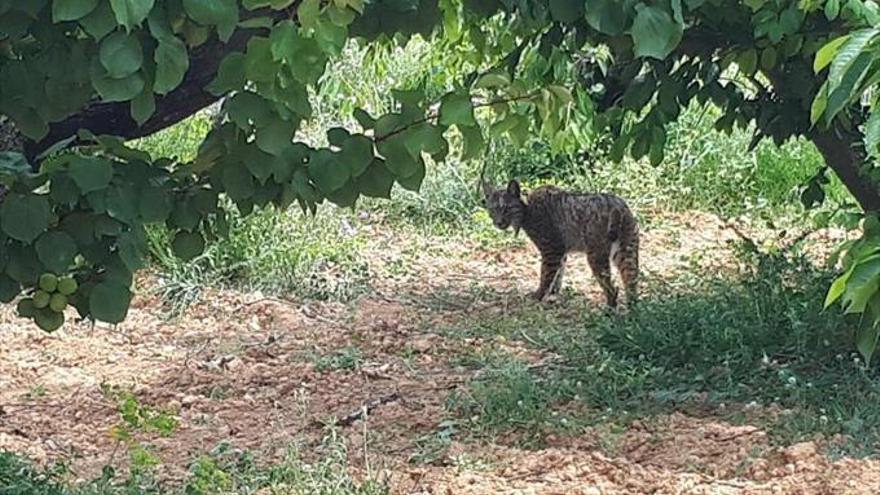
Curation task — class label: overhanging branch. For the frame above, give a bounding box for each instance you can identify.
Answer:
[23,7,292,162]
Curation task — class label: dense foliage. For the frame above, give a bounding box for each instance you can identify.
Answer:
[1,0,879,360]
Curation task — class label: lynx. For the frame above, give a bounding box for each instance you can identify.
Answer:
[482,180,639,308]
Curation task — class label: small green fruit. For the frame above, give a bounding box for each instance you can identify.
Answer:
[49,293,68,313]
[57,277,78,295]
[33,290,51,309]
[39,273,58,292]
[35,309,64,332]
[17,298,36,318]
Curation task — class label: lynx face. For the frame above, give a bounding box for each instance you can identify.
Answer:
[482,180,525,230]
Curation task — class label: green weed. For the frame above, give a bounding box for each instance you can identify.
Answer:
[312,346,364,373]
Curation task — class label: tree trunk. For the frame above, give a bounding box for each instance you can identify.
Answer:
[810,127,880,212]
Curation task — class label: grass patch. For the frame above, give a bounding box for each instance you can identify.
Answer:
[147,205,371,313]
[445,246,880,454]
[0,433,386,495]
[312,346,364,373]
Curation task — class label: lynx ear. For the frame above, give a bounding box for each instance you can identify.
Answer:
[481,180,493,196]
[506,180,521,197]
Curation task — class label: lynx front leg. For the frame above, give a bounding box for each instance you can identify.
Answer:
[532,252,565,301]
[549,256,566,295]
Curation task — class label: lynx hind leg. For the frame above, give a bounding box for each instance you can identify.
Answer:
[612,235,640,305]
[587,250,618,308]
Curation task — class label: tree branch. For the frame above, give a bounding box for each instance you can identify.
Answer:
[22,7,292,162]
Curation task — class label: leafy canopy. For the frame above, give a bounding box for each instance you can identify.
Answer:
[0,0,877,351]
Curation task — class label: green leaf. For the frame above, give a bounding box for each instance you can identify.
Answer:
[842,255,880,313]
[50,175,80,205]
[0,194,50,243]
[325,181,358,207]
[238,145,274,182]
[826,271,851,308]
[298,0,320,30]
[226,91,272,130]
[460,125,485,160]
[172,231,205,260]
[36,232,77,273]
[377,137,418,177]
[270,19,299,60]
[0,275,20,304]
[244,36,277,83]
[207,52,247,95]
[671,0,683,24]
[89,280,132,323]
[327,127,350,147]
[105,185,139,223]
[139,185,172,222]
[356,159,394,198]
[760,47,777,70]
[474,71,511,89]
[6,107,48,141]
[90,60,145,102]
[154,36,189,94]
[825,51,873,123]
[309,149,349,192]
[411,124,448,158]
[5,245,44,284]
[814,35,849,73]
[170,199,201,230]
[131,89,155,125]
[255,117,295,156]
[222,162,256,201]
[826,0,841,20]
[549,0,584,23]
[584,0,629,35]
[439,91,476,127]
[53,0,99,22]
[117,231,146,271]
[856,322,879,366]
[270,20,327,85]
[396,157,425,192]
[354,108,376,129]
[69,156,113,193]
[864,109,880,159]
[630,4,683,60]
[328,5,356,26]
[811,81,828,125]
[828,29,879,90]
[183,0,239,41]
[109,0,155,30]
[314,17,348,56]
[79,1,117,40]
[340,134,374,177]
[270,143,307,182]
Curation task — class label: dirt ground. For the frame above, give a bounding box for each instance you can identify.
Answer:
[2,211,880,494]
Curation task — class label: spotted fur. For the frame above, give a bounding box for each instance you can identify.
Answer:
[482,180,639,307]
